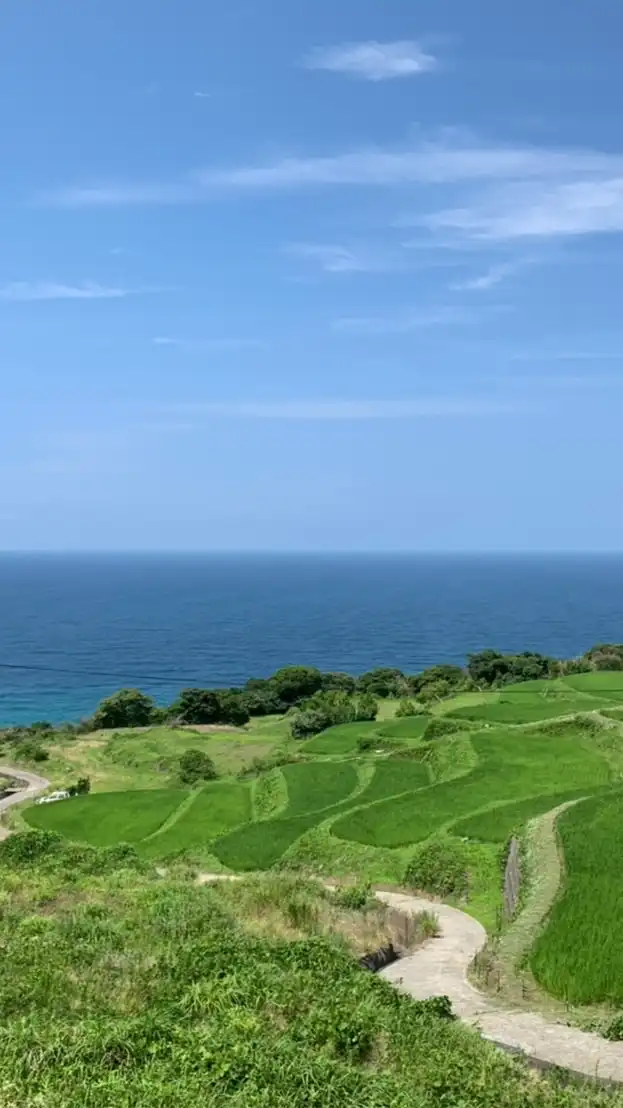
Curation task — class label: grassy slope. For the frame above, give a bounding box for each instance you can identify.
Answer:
[139,782,253,860]
[530,790,623,1005]
[3,843,616,1108]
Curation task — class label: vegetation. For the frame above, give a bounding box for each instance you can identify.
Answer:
[178,748,218,785]
[405,836,470,898]
[530,791,623,1005]
[3,835,616,1107]
[26,789,186,847]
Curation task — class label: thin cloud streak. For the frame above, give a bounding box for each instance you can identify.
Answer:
[284,242,391,273]
[0,281,135,301]
[41,136,623,207]
[303,40,437,81]
[333,305,477,334]
[170,398,527,420]
[450,261,521,291]
[427,178,623,240]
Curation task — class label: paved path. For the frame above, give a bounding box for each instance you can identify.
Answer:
[377,891,623,1084]
[0,764,50,840]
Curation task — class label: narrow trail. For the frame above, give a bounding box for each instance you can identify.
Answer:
[0,764,50,840]
[377,891,623,1084]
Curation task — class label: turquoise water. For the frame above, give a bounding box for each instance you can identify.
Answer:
[1,553,623,724]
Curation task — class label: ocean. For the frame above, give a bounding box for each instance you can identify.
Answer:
[1,553,623,725]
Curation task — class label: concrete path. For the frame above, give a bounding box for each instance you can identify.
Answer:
[0,764,50,840]
[377,891,623,1084]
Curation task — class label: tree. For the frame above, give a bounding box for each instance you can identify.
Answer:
[269,666,324,705]
[169,688,250,726]
[356,668,406,698]
[76,777,91,795]
[178,749,217,785]
[321,672,357,694]
[92,689,155,730]
[408,665,465,696]
[395,698,424,718]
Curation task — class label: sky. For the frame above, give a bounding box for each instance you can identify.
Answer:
[1,0,623,552]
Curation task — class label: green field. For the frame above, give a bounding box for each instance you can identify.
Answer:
[354,757,430,805]
[451,789,596,843]
[562,670,623,701]
[332,725,612,848]
[139,783,253,860]
[281,761,359,814]
[530,790,623,1004]
[26,788,186,847]
[302,721,381,754]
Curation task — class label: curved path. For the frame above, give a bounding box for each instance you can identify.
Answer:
[0,764,50,840]
[377,891,623,1084]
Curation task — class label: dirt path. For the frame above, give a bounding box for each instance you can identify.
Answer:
[377,891,623,1083]
[0,764,50,840]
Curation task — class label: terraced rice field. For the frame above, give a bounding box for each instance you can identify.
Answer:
[530,790,623,1004]
[331,725,612,848]
[26,789,186,847]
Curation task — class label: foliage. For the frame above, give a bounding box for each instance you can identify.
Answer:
[170,688,250,726]
[13,738,50,762]
[423,715,473,740]
[531,791,623,1004]
[451,789,595,843]
[408,664,466,696]
[178,748,218,785]
[290,691,377,739]
[395,698,424,717]
[92,688,156,729]
[321,671,357,694]
[302,721,381,755]
[405,836,470,898]
[604,1013,623,1041]
[139,783,253,859]
[467,650,554,688]
[67,776,91,796]
[356,667,406,698]
[330,882,373,911]
[354,759,430,805]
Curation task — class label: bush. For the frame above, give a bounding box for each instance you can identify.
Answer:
[0,829,64,867]
[423,716,472,740]
[178,749,218,785]
[92,689,156,729]
[604,1013,623,1041]
[331,882,373,911]
[13,740,49,763]
[405,837,470,899]
[169,688,250,727]
[395,698,425,718]
[67,777,91,797]
[290,690,378,739]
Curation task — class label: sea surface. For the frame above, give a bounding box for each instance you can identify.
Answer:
[1,554,623,724]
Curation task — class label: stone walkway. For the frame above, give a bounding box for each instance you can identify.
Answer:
[377,891,623,1084]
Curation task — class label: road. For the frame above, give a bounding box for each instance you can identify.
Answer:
[0,764,50,840]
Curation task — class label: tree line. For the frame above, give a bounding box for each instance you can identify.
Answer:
[3,642,621,743]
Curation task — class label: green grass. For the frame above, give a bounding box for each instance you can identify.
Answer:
[562,671,623,701]
[2,839,615,1108]
[281,761,359,815]
[25,788,185,847]
[451,789,597,843]
[301,721,380,755]
[138,782,252,860]
[332,724,612,849]
[447,697,596,724]
[374,716,431,741]
[530,790,623,1005]
[355,758,430,805]
[212,812,321,871]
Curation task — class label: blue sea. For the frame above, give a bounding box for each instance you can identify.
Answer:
[2,553,623,725]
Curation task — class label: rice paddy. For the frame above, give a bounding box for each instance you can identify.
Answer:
[530,790,623,1005]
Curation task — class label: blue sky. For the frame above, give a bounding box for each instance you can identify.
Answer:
[2,0,623,552]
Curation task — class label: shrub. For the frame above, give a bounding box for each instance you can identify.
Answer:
[423,716,472,740]
[178,749,218,785]
[331,883,373,911]
[404,837,469,899]
[92,688,156,729]
[395,698,425,718]
[0,829,64,867]
[168,688,250,727]
[604,1013,623,1041]
[13,740,49,762]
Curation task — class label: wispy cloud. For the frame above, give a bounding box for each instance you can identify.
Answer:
[193,90,211,99]
[0,281,135,301]
[43,135,623,207]
[284,242,392,274]
[427,178,623,240]
[153,336,263,350]
[450,260,522,291]
[333,305,477,334]
[169,397,525,420]
[303,40,437,81]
